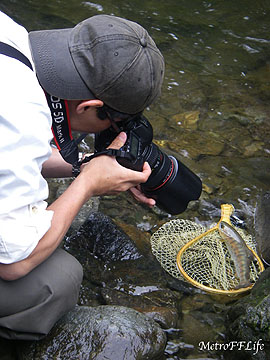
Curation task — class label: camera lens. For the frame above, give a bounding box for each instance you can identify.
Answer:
[141,143,202,214]
[94,113,202,215]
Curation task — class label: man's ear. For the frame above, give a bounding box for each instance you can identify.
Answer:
[76,99,104,114]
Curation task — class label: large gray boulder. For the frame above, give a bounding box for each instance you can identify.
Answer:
[226,268,270,360]
[19,305,166,360]
[255,191,270,266]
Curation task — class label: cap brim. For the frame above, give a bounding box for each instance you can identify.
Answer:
[29,28,95,100]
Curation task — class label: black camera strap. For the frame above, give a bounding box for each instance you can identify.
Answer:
[44,91,85,166]
[0,42,133,172]
[0,41,82,166]
[0,41,33,70]
[80,148,134,165]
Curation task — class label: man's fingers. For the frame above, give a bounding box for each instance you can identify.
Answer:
[129,186,156,207]
[108,132,127,150]
[141,162,152,179]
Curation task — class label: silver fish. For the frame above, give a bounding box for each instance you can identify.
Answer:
[218,221,255,289]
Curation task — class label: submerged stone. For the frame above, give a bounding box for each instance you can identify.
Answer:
[172,110,200,129]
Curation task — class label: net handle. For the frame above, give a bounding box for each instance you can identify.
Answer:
[177,204,234,251]
[176,204,264,295]
[219,203,234,224]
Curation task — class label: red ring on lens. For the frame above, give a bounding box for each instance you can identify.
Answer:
[151,159,174,191]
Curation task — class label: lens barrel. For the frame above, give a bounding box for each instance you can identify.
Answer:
[142,143,202,214]
[94,116,202,215]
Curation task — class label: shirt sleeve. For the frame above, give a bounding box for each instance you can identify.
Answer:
[0,16,55,265]
[0,202,54,264]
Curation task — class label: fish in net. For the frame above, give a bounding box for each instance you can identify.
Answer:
[150,204,264,295]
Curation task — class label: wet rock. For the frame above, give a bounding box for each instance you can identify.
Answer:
[202,182,218,195]
[18,305,166,360]
[154,132,224,159]
[114,220,152,257]
[102,256,167,290]
[226,268,270,359]
[181,293,217,312]
[164,338,195,358]
[164,273,198,295]
[78,283,103,307]
[48,180,100,235]
[255,191,270,265]
[179,293,227,354]
[100,286,181,329]
[172,110,200,130]
[198,199,223,220]
[181,312,223,347]
[67,196,100,235]
[134,306,179,329]
[66,212,142,262]
[244,141,264,157]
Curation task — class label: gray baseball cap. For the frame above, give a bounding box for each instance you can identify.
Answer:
[29,15,164,114]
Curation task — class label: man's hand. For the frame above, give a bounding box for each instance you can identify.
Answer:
[129,184,156,207]
[80,132,152,197]
[108,131,156,207]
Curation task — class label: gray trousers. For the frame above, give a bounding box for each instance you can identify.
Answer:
[0,248,83,341]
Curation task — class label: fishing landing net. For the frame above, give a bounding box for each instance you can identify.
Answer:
[150,204,264,295]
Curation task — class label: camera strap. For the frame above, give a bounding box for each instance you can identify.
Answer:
[80,148,134,165]
[0,41,33,70]
[0,42,132,170]
[0,41,83,166]
[44,91,85,165]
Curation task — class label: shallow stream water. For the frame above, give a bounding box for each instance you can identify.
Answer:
[1,0,269,358]
[2,0,269,220]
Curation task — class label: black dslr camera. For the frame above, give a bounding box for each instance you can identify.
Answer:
[94,107,202,215]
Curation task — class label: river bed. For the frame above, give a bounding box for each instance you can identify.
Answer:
[1,0,269,359]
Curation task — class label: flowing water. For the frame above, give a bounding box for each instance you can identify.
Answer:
[1,0,269,358]
[2,0,269,222]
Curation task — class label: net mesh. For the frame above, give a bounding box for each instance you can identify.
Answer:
[150,218,262,292]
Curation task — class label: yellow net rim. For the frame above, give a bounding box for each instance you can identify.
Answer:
[176,238,264,295]
[176,204,265,296]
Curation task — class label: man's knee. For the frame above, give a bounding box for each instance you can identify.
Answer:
[0,249,83,340]
[48,249,83,306]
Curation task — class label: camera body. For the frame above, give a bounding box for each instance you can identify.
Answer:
[95,115,202,214]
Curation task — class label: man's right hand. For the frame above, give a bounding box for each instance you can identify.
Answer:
[79,131,152,198]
